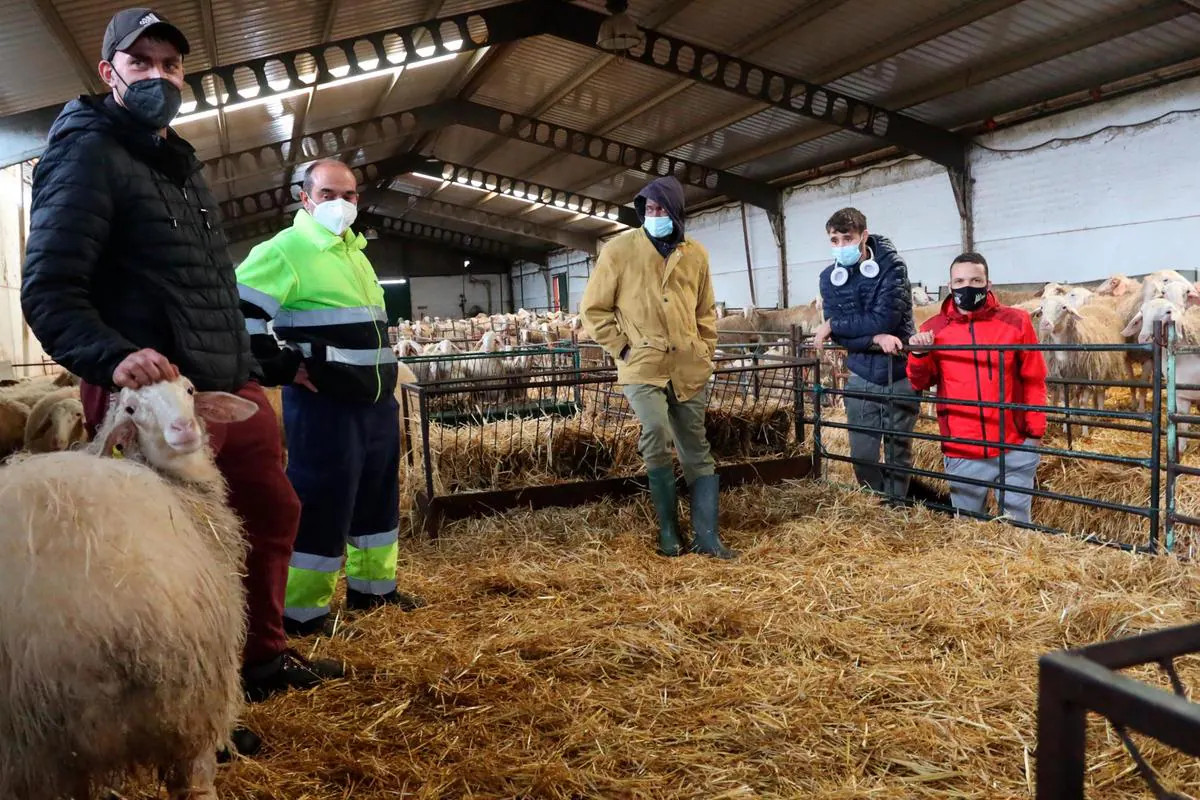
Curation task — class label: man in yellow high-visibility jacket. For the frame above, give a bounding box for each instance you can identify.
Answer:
[236,158,426,636]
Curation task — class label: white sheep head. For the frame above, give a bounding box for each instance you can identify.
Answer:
[1122,298,1178,344]
[1096,273,1137,297]
[95,377,258,470]
[1159,281,1200,309]
[1062,286,1094,310]
[1038,295,1083,337]
[1142,270,1192,303]
[1040,282,1071,298]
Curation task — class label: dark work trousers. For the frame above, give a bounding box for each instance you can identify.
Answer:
[281,386,401,625]
[80,379,301,668]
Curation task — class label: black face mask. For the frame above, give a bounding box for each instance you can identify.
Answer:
[952,285,988,312]
[114,70,183,129]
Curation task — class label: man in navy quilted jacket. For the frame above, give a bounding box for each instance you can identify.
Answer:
[813,207,920,499]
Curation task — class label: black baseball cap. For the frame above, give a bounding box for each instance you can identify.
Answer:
[101,8,191,62]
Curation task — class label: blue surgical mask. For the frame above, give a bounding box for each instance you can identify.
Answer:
[644,215,673,239]
[832,243,862,267]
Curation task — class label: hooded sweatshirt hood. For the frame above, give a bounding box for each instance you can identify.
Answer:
[634,176,686,257]
[48,94,200,186]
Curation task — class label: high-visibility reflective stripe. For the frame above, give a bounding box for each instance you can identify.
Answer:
[347,528,399,550]
[275,305,385,328]
[346,577,397,596]
[283,604,331,623]
[296,343,397,366]
[238,284,282,316]
[284,562,339,620]
[289,551,343,572]
[346,536,398,584]
[245,317,270,335]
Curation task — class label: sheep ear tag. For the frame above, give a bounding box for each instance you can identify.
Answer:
[859,259,880,278]
[830,266,849,287]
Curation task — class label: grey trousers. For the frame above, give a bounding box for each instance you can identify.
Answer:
[944,442,1040,523]
[623,382,715,485]
[843,373,921,498]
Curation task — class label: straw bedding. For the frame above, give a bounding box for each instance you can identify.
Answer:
[421,399,801,494]
[120,482,1200,799]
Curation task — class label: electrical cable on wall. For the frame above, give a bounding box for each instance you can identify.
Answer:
[974,106,1200,154]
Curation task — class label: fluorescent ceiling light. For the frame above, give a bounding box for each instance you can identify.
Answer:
[379,278,408,285]
[411,171,446,182]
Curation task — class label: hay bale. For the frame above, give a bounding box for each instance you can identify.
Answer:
[135,482,1200,799]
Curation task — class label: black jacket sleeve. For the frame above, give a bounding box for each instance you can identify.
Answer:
[238,300,303,387]
[20,133,140,387]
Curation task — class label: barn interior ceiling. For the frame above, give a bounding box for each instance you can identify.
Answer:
[1,0,1197,262]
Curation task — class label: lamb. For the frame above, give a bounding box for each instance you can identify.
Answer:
[0,377,258,800]
[23,386,88,454]
[1038,294,1128,436]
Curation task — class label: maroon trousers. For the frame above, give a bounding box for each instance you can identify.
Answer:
[81,380,300,667]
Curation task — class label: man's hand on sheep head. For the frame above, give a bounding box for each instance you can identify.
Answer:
[114,349,180,389]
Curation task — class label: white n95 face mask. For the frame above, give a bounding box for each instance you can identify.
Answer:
[311,198,358,236]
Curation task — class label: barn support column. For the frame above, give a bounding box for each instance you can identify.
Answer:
[740,203,758,307]
[768,202,788,308]
[949,160,975,253]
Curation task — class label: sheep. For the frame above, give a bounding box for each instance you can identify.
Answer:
[0,377,258,800]
[754,300,825,337]
[1095,272,1142,299]
[1123,297,1200,451]
[23,386,88,454]
[0,371,77,409]
[1039,294,1128,436]
[911,285,936,306]
[1061,286,1094,310]
[0,397,29,460]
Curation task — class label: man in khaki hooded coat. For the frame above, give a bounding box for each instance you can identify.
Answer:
[580,176,736,559]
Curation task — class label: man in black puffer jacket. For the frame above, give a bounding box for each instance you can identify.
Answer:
[814,207,920,500]
[19,7,345,752]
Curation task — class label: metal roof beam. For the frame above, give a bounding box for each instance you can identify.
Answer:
[0,0,549,167]
[376,154,639,228]
[545,1,968,171]
[371,191,600,254]
[441,99,781,213]
[203,99,780,214]
[716,0,1195,171]
[561,0,1020,197]
[226,210,542,263]
[518,0,852,186]
[457,0,706,171]
[217,154,634,229]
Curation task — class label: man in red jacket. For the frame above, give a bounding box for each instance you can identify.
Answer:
[907,253,1047,523]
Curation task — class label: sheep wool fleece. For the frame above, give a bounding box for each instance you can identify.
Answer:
[235,211,401,624]
[78,380,301,667]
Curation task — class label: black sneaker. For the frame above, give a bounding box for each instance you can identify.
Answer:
[243,649,346,704]
[284,613,337,638]
[217,726,263,763]
[346,588,427,612]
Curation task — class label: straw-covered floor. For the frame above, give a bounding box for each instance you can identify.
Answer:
[128,482,1200,799]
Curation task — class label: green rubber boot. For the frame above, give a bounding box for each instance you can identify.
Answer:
[689,474,738,560]
[647,466,687,557]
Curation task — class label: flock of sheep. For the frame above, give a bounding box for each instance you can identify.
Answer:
[0,371,87,460]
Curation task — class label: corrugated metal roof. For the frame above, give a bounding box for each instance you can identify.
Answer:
[0,0,92,115]
[468,36,598,114]
[329,0,432,41]
[538,56,681,136]
[211,0,325,64]
[653,0,800,52]
[911,14,1200,128]
[54,0,212,70]
[604,80,749,151]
